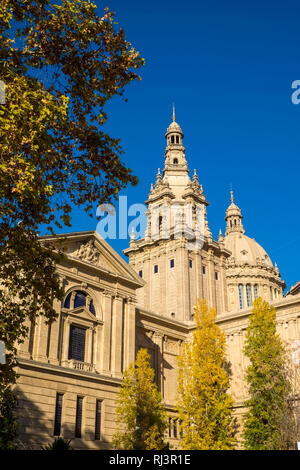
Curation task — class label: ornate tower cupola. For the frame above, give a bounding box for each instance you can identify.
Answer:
[164,105,188,173]
[225,191,245,235]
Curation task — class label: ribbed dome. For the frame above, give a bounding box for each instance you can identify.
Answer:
[165,120,183,136]
[224,232,273,267]
[226,201,242,218]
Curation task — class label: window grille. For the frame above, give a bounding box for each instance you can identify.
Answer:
[69,325,86,362]
[238,284,244,310]
[95,400,102,440]
[54,393,63,436]
[74,291,87,309]
[75,396,83,438]
[246,284,252,307]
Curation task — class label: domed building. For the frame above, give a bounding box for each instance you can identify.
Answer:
[13,111,300,449]
[223,191,285,312]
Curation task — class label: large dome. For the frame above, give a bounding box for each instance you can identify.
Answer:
[224,232,273,268]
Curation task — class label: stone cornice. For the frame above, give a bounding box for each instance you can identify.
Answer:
[16,358,123,386]
[136,307,189,335]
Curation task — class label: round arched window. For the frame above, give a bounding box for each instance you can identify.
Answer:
[63,290,96,316]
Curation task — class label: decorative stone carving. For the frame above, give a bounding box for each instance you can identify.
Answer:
[72,239,100,264]
[164,338,179,355]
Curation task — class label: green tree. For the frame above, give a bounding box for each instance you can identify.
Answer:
[41,437,72,450]
[177,300,235,450]
[0,0,143,430]
[113,348,168,450]
[243,297,292,450]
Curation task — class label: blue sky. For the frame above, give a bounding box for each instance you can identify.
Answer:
[63,0,300,291]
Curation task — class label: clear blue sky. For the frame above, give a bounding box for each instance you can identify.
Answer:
[64,0,300,291]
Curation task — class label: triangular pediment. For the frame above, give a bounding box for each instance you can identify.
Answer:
[40,231,145,288]
[62,306,102,323]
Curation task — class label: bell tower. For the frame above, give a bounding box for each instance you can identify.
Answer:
[124,109,230,321]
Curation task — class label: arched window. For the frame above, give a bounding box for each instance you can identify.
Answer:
[171,135,174,144]
[238,284,244,310]
[63,290,96,316]
[173,158,178,165]
[89,300,96,316]
[63,292,71,309]
[246,284,252,307]
[270,286,273,300]
[176,135,179,144]
[254,284,259,299]
[74,291,87,309]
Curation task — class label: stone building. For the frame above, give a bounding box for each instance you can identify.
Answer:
[14,112,300,449]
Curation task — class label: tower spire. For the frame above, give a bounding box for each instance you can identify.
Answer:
[172,103,176,122]
[225,191,245,236]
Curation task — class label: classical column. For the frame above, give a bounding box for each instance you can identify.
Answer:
[194,250,202,303]
[32,316,48,362]
[61,317,70,366]
[100,291,113,375]
[219,256,227,314]
[85,328,93,364]
[17,319,31,359]
[207,248,215,309]
[144,252,151,310]
[153,333,164,394]
[159,245,167,316]
[111,294,124,378]
[93,324,101,373]
[177,239,190,322]
[48,299,62,365]
[124,297,136,370]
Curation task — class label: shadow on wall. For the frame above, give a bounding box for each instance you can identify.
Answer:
[14,387,111,450]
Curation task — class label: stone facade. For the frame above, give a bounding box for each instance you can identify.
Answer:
[14,112,300,449]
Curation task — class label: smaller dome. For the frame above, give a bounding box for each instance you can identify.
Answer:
[226,201,242,218]
[224,232,273,268]
[165,120,183,137]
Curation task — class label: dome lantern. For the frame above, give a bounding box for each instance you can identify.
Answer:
[225,191,245,235]
[165,104,184,146]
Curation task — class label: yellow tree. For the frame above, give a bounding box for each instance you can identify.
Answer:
[0,0,143,432]
[113,348,168,450]
[243,298,292,450]
[177,300,235,449]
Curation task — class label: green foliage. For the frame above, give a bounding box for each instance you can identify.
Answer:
[113,348,168,450]
[0,0,143,411]
[41,437,72,450]
[243,297,292,450]
[0,388,18,450]
[177,300,235,450]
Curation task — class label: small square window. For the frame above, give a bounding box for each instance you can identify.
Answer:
[154,265,158,274]
[170,259,174,268]
[189,260,192,268]
[215,272,218,280]
[139,270,143,278]
[202,266,206,274]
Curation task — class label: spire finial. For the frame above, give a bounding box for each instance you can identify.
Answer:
[230,190,234,204]
[172,103,176,122]
[130,226,135,242]
[155,168,162,186]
